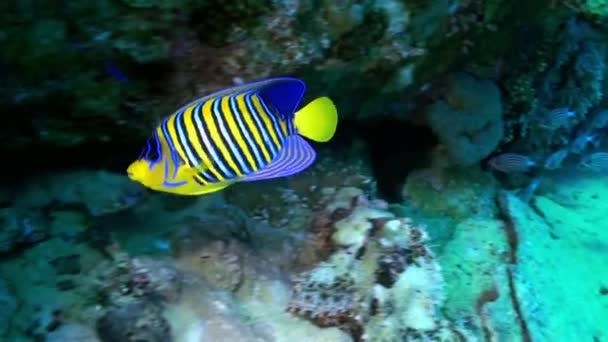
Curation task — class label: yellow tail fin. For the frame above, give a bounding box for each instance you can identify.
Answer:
[293,96,338,142]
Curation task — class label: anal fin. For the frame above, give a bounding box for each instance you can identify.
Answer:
[241,135,316,182]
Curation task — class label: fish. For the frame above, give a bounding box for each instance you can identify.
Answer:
[538,107,576,130]
[127,77,338,195]
[518,176,543,203]
[569,133,600,154]
[105,61,128,82]
[543,149,569,170]
[579,152,608,172]
[487,153,536,173]
[590,110,608,129]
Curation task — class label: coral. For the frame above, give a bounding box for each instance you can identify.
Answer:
[13,170,144,216]
[92,248,182,305]
[46,323,100,342]
[0,276,17,337]
[540,18,606,120]
[0,233,105,340]
[0,208,49,255]
[225,153,375,232]
[96,300,171,342]
[584,0,608,17]
[287,187,468,340]
[425,72,504,166]
[176,239,244,292]
[491,17,608,178]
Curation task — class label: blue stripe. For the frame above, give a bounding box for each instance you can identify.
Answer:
[244,136,315,181]
[200,170,217,182]
[213,98,250,174]
[231,95,264,169]
[151,132,162,169]
[139,138,149,160]
[189,102,219,183]
[162,158,187,187]
[286,117,296,135]
[245,93,277,156]
[175,109,199,167]
[193,102,233,178]
[259,95,285,147]
[160,120,180,180]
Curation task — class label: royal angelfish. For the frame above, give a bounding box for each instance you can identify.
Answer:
[127,77,338,195]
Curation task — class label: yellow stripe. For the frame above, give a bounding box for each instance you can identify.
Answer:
[236,94,271,163]
[251,95,281,148]
[204,98,242,176]
[221,96,258,172]
[165,114,189,165]
[279,120,289,136]
[183,103,223,181]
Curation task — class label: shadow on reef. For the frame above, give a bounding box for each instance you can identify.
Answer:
[338,118,439,203]
[0,142,142,186]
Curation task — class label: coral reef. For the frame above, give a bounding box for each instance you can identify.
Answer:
[425,72,504,166]
[288,187,471,341]
[0,275,17,337]
[0,207,49,255]
[2,0,608,341]
[12,170,144,216]
[1,0,561,157]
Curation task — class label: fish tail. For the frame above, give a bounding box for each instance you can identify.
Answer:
[293,97,338,142]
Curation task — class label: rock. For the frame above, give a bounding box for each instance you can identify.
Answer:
[497,188,608,341]
[0,207,49,255]
[46,323,100,342]
[96,300,171,342]
[0,276,17,337]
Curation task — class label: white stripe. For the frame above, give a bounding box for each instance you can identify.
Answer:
[245,93,277,156]
[259,96,285,144]
[230,96,264,170]
[213,98,250,174]
[175,110,198,166]
[193,102,232,177]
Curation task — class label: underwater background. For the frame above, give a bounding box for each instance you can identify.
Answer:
[1,0,608,341]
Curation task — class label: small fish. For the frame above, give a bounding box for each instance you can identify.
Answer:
[543,149,569,170]
[590,110,608,129]
[488,153,536,173]
[579,152,608,172]
[127,77,338,195]
[105,61,128,82]
[569,133,600,154]
[518,176,543,203]
[153,239,171,252]
[538,107,576,130]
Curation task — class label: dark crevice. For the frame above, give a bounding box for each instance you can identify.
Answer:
[496,192,532,342]
[346,118,439,203]
[0,141,143,186]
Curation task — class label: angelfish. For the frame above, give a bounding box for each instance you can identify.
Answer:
[127,77,338,195]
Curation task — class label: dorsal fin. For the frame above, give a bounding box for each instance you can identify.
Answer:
[258,78,306,120]
[172,77,305,116]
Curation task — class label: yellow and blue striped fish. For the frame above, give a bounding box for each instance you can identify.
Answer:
[127,77,338,195]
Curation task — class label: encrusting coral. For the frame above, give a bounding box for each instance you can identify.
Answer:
[288,187,475,341]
